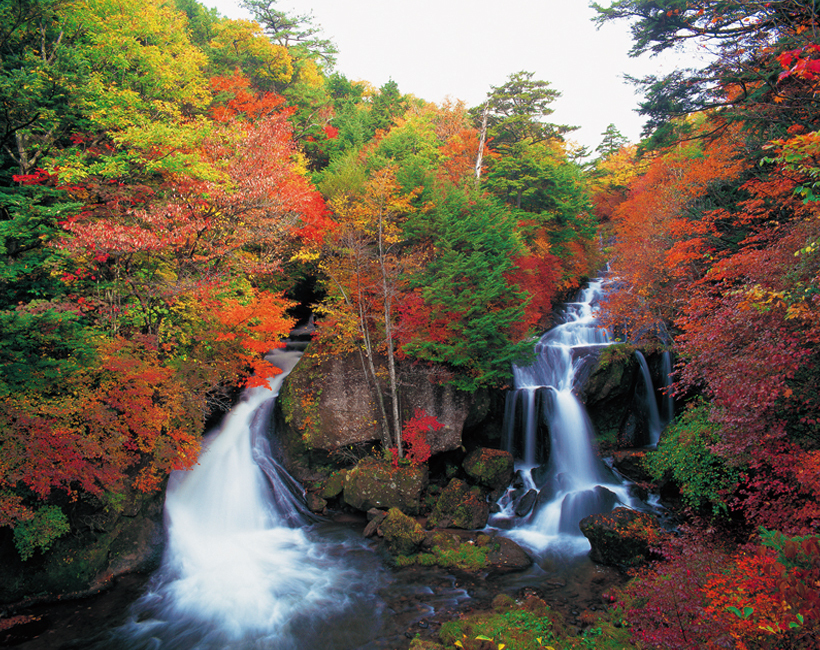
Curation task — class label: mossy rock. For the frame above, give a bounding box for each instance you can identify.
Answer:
[0,489,164,605]
[344,457,428,515]
[378,508,426,556]
[320,470,347,499]
[462,447,514,491]
[427,478,489,530]
[579,507,661,567]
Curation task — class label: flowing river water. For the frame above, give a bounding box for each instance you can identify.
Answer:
[9,279,665,649]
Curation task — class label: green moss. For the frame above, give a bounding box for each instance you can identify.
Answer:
[435,595,633,650]
[379,507,426,556]
[596,343,637,371]
[396,538,491,572]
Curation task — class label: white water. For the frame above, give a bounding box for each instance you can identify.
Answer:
[495,279,637,554]
[105,347,385,650]
[635,350,662,447]
[661,350,675,426]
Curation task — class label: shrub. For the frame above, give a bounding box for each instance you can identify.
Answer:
[644,399,741,516]
[13,505,70,561]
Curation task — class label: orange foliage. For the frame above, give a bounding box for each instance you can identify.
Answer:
[210,72,287,122]
[602,128,749,341]
[210,287,294,388]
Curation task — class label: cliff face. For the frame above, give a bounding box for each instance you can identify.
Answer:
[279,347,490,456]
[0,486,164,606]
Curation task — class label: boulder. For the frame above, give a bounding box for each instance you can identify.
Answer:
[377,508,426,556]
[610,449,652,483]
[280,348,488,455]
[320,470,347,499]
[306,492,327,513]
[579,507,661,567]
[363,508,389,538]
[427,479,489,530]
[514,489,538,517]
[399,530,531,574]
[343,458,428,515]
[485,534,533,573]
[463,448,514,491]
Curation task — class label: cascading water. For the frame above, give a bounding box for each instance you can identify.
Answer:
[494,278,637,553]
[660,350,675,426]
[99,347,386,650]
[634,350,662,447]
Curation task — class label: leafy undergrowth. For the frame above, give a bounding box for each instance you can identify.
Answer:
[410,593,632,650]
[612,527,820,650]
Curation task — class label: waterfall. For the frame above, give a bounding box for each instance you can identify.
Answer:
[634,350,662,447]
[102,347,385,650]
[494,278,636,553]
[660,349,674,426]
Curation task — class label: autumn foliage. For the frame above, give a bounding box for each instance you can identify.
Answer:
[592,1,820,646]
[0,0,338,554]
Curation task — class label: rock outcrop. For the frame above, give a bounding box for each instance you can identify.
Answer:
[279,348,488,455]
[0,487,164,606]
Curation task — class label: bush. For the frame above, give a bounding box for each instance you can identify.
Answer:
[13,505,70,561]
[644,400,741,516]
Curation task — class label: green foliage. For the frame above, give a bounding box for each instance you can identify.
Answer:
[402,190,532,390]
[13,505,70,561]
[439,604,556,650]
[0,301,98,396]
[644,400,742,516]
[478,71,572,147]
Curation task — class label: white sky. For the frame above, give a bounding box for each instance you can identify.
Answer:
[205,0,703,153]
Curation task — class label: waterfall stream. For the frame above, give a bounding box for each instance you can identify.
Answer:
[634,350,662,446]
[100,347,387,650]
[493,278,638,553]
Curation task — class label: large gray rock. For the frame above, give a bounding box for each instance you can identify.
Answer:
[343,458,428,515]
[279,348,487,454]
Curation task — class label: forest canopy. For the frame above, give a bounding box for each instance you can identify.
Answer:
[0,0,594,553]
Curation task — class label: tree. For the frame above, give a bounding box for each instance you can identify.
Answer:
[240,0,337,66]
[596,123,630,158]
[320,167,417,452]
[593,0,820,138]
[477,71,573,149]
[399,190,532,390]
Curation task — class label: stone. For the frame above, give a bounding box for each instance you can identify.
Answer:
[363,510,388,538]
[320,470,347,499]
[611,449,652,483]
[377,508,426,556]
[463,447,514,491]
[485,535,533,573]
[530,462,551,488]
[402,530,531,574]
[427,478,489,530]
[279,348,488,455]
[343,457,428,515]
[306,492,327,513]
[579,507,661,567]
[514,489,538,517]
